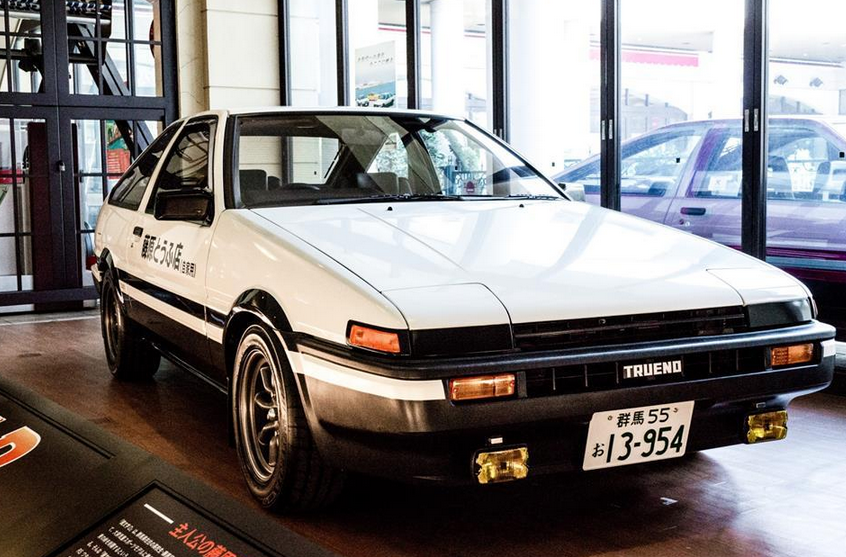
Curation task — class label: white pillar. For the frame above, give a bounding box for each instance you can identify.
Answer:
[708,0,744,119]
[430,0,465,117]
[510,0,589,173]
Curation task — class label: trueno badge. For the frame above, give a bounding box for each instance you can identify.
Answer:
[623,359,683,380]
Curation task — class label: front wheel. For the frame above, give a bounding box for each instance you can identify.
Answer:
[100,274,160,380]
[232,324,344,512]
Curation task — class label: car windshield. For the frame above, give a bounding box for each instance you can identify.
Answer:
[233,113,562,207]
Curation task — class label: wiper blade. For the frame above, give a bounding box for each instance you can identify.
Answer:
[503,194,563,200]
[315,193,463,205]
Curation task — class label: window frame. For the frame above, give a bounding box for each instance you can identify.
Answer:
[144,115,218,218]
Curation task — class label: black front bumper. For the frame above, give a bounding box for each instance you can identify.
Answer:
[294,321,836,484]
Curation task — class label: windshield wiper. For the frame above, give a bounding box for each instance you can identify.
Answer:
[315,193,463,205]
[503,194,563,200]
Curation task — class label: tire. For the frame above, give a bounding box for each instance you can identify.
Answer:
[100,274,160,380]
[232,323,344,512]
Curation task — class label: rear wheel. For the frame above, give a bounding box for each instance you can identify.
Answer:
[232,323,344,512]
[100,274,160,380]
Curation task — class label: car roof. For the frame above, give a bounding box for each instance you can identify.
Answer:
[186,106,464,121]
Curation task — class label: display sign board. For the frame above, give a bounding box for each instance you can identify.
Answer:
[0,378,335,557]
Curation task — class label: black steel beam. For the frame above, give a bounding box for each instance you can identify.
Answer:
[491,0,508,139]
[336,0,349,106]
[600,0,621,211]
[405,0,421,109]
[741,0,769,259]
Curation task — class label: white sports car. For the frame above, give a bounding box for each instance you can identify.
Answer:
[93,108,836,511]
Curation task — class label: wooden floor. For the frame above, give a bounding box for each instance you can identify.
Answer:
[2,312,846,557]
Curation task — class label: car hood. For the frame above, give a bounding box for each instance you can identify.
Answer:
[251,201,808,325]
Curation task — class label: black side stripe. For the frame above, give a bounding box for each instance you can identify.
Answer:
[117,269,225,329]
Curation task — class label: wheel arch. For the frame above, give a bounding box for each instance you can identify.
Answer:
[223,289,294,379]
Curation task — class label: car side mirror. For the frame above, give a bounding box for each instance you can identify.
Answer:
[558,182,586,202]
[154,190,213,223]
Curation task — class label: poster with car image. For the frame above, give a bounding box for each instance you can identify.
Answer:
[354,41,396,108]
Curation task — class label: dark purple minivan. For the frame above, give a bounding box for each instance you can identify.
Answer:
[555,118,846,336]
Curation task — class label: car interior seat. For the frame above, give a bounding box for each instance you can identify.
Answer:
[239,169,268,205]
[767,155,793,199]
[357,172,399,194]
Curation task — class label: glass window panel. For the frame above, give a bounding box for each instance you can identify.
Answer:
[105,120,133,175]
[348,0,406,110]
[69,38,99,95]
[768,0,846,334]
[74,120,103,174]
[512,1,601,178]
[0,236,18,292]
[133,42,160,96]
[290,0,337,106]
[106,40,130,92]
[2,3,41,35]
[81,232,95,284]
[108,0,128,40]
[421,0,492,127]
[132,0,160,41]
[79,175,105,230]
[617,0,744,242]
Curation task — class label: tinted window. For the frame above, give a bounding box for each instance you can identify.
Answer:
[146,118,216,214]
[108,122,181,210]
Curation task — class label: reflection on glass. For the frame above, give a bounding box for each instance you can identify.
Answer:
[555,0,745,246]
[767,0,846,332]
[348,0,407,110]
[290,0,337,106]
[421,0,491,127]
[133,42,160,96]
[509,0,600,175]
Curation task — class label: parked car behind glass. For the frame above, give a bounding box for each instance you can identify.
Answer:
[555,118,846,335]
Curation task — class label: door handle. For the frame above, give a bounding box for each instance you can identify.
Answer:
[680,207,706,216]
[132,226,144,237]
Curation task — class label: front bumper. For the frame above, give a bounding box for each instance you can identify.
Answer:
[291,321,836,484]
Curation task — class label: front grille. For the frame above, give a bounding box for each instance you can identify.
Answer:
[513,306,748,352]
[524,346,767,398]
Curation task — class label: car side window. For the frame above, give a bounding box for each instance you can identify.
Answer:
[108,122,181,211]
[619,131,701,197]
[145,118,217,215]
[557,130,700,197]
[690,130,742,198]
[768,128,845,202]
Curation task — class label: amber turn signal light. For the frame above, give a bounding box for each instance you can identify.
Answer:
[746,410,788,443]
[771,343,814,367]
[449,374,515,402]
[348,324,401,354]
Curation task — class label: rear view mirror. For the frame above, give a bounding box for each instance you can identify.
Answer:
[558,182,586,202]
[154,190,213,223]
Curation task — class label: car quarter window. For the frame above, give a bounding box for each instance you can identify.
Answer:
[108,122,181,211]
[145,117,217,215]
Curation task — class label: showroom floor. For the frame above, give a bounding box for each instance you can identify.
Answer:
[2,311,846,557]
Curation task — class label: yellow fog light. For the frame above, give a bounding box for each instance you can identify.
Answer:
[771,343,814,367]
[475,447,529,484]
[746,410,788,443]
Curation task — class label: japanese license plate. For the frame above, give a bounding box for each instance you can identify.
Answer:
[582,401,695,471]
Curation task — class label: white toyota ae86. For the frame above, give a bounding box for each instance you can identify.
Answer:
[92,108,836,511]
